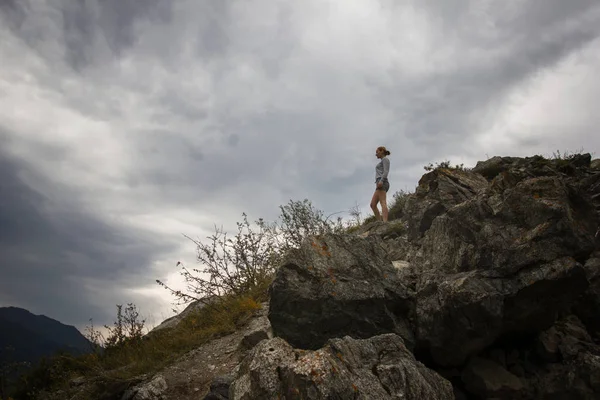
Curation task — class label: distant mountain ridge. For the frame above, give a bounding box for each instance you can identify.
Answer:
[0,306,93,367]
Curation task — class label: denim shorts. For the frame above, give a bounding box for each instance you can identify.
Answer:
[375,178,389,192]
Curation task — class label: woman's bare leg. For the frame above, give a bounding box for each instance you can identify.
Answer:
[380,190,388,222]
[370,191,381,220]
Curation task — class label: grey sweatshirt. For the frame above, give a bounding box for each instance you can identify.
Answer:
[375,157,390,182]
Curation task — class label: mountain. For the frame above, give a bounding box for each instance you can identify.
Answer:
[0,307,93,367]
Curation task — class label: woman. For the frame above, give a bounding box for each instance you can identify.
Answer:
[370,146,391,222]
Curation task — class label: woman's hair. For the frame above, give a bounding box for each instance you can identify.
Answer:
[377,146,391,156]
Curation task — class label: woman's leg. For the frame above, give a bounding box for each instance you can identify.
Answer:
[380,189,388,222]
[370,190,381,220]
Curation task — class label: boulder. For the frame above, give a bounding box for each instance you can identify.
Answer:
[229,334,454,400]
[461,357,527,399]
[528,315,600,399]
[203,375,234,400]
[121,375,167,400]
[404,168,488,240]
[573,255,600,338]
[268,234,415,351]
[415,256,588,366]
[240,314,273,351]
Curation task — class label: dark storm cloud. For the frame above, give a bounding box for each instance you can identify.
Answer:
[61,0,172,69]
[0,147,179,325]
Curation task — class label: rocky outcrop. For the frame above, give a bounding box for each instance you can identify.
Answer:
[229,334,454,400]
[404,168,488,241]
[268,234,416,351]
[43,153,600,400]
[573,253,600,339]
[264,153,600,398]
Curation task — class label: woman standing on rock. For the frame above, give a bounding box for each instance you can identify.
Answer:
[371,146,391,222]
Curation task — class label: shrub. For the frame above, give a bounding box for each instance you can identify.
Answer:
[157,199,346,309]
[388,190,412,221]
[423,160,468,172]
[103,303,146,350]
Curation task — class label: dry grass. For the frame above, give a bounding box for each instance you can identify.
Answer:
[12,278,272,400]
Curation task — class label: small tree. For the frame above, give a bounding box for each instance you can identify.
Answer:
[84,318,105,354]
[157,199,344,307]
[103,303,145,349]
[157,212,279,306]
[272,199,345,251]
[388,189,412,221]
[348,202,362,226]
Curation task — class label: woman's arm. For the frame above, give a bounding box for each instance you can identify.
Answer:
[381,158,390,180]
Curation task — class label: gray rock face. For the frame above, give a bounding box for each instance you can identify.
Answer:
[203,375,234,400]
[268,234,415,351]
[415,257,588,366]
[229,334,454,400]
[461,357,525,399]
[418,176,597,275]
[529,315,600,399]
[240,314,273,351]
[574,255,600,338]
[121,375,168,400]
[404,168,488,241]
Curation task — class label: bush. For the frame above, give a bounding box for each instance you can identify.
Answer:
[157,199,344,308]
[103,303,145,351]
[423,160,468,172]
[388,190,412,221]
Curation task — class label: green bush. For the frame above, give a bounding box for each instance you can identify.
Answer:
[388,190,412,221]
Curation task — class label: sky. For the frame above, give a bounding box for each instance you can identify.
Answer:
[1,0,600,337]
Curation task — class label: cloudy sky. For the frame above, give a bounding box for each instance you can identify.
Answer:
[1,0,600,336]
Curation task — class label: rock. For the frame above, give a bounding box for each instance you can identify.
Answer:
[229,334,454,400]
[472,156,522,180]
[418,176,597,275]
[473,154,593,182]
[536,315,593,361]
[591,159,600,171]
[404,168,488,240]
[355,220,407,240]
[203,374,234,400]
[268,233,415,351]
[461,357,527,399]
[573,255,600,339]
[415,257,588,366]
[536,326,560,362]
[240,314,273,351]
[121,375,167,400]
[69,376,86,387]
[532,352,600,399]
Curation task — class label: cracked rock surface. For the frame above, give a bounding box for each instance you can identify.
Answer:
[229,333,454,400]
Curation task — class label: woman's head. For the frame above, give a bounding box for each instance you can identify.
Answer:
[376,146,391,158]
